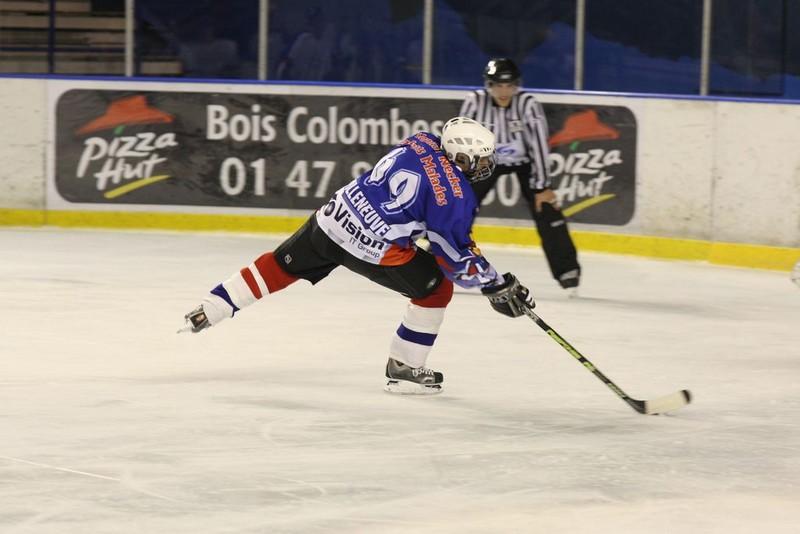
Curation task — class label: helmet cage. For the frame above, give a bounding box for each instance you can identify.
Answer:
[455,152,496,182]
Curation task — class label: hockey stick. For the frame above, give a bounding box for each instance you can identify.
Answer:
[522,306,691,415]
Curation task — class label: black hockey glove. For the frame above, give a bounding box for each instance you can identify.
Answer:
[481,273,534,318]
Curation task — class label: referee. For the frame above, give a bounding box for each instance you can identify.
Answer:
[460,58,581,290]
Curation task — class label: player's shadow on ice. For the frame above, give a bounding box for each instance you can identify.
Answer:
[455,290,722,317]
[346,286,723,317]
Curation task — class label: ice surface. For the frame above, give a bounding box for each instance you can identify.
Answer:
[0,228,798,534]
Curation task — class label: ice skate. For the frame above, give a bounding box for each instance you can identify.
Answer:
[384,358,443,395]
[177,304,211,334]
[558,269,580,298]
[558,269,580,289]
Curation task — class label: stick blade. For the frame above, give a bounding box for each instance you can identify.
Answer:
[641,389,692,415]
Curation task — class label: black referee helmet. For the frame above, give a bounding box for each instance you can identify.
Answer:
[483,58,521,84]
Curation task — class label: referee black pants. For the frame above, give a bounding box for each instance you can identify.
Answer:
[471,164,580,282]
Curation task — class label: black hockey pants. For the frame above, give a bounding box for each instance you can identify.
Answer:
[273,215,446,300]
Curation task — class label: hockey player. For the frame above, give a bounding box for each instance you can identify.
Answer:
[179,117,534,394]
[460,58,581,291]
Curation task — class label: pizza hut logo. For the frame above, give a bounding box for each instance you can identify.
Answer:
[74,95,179,199]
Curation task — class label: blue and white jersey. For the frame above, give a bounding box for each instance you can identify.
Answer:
[315,132,501,289]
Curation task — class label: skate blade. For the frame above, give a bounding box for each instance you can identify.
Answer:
[566,287,579,299]
[176,322,193,334]
[384,379,442,395]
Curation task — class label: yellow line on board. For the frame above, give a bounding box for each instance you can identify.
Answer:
[103,175,171,199]
[45,210,309,234]
[0,209,45,226]
[562,194,616,217]
[1,208,798,272]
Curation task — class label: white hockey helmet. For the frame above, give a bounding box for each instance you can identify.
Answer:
[440,116,497,182]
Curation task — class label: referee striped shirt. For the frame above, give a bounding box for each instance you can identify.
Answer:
[459,89,552,190]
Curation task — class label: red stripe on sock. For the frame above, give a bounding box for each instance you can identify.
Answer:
[239,267,262,299]
[411,278,453,308]
[254,252,298,293]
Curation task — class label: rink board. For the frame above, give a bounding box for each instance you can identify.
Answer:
[0,76,798,270]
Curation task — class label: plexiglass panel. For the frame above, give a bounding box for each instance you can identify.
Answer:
[2,0,800,100]
[268,0,424,83]
[1,0,127,75]
[583,0,703,94]
[432,0,575,89]
[135,0,259,78]
[710,0,786,97]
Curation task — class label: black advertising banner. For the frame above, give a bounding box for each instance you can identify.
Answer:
[54,88,636,225]
[54,90,457,209]
[479,105,637,226]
